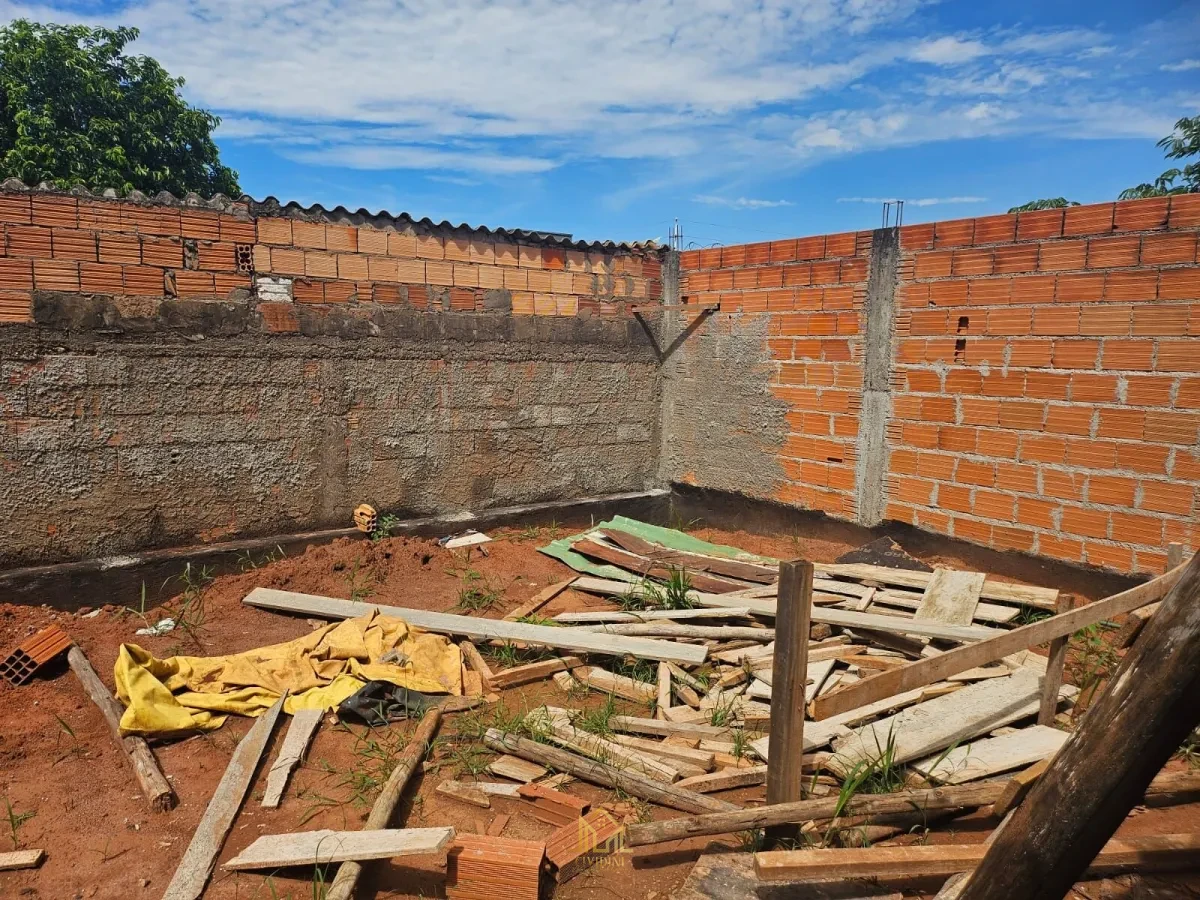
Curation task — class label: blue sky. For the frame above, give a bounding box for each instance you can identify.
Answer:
[3,1,1199,245]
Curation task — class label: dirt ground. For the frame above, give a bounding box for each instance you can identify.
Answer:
[0,521,1196,900]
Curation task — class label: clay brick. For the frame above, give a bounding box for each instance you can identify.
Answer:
[443,237,471,263]
[1008,340,1053,367]
[123,265,163,294]
[972,214,1016,245]
[49,225,96,260]
[890,475,935,505]
[1025,373,1071,400]
[783,264,813,288]
[291,221,327,249]
[1061,506,1108,539]
[1116,442,1170,474]
[1040,466,1083,497]
[259,302,299,333]
[936,483,971,515]
[810,259,840,284]
[987,308,1031,335]
[1110,511,1164,546]
[527,269,553,292]
[175,270,215,296]
[302,251,336,279]
[825,231,857,257]
[722,244,747,267]
[6,225,52,257]
[1017,208,1064,240]
[454,264,480,288]
[1040,534,1084,563]
[1102,339,1153,370]
[1132,304,1189,336]
[1032,307,1080,336]
[1056,272,1104,302]
[1086,542,1134,571]
[907,310,948,336]
[981,373,1026,397]
[197,242,237,272]
[898,223,934,251]
[0,258,34,290]
[1079,305,1131,335]
[1125,374,1174,406]
[1064,203,1114,236]
[1157,343,1200,372]
[953,517,993,545]
[914,250,952,279]
[1066,438,1118,470]
[1086,235,1140,268]
[1114,197,1169,232]
[1140,480,1195,515]
[257,218,293,245]
[993,244,1039,274]
[1159,268,1200,300]
[998,400,1045,431]
[1145,409,1199,444]
[1103,270,1157,301]
[0,194,32,225]
[1141,233,1196,265]
[952,248,993,276]
[31,195,78,228]
[502,268,528,290]
[967,278,1011,306]
[123,204,180,236]
[177,210,221,241]
[1096,407,1144,440]
[1011,274,1056,304]
[1051,339,1098,368]
[1038,240,1087,271]
[33,259,79,291]
[291,279,324,304]
[973,489,1015,521]
[1168,193,1200,228]
[373,283,404,305]
[416,234,446,260]
[1087,474,1137,506]
[76,201,123,232]
[213,272,251,295]
[1179,378,1200,407]
[756,266,783,289]
[478,265,505,290]
[337,253,369,281]
[323,225,357,253]
[956,458,995,486]
[964,338,1005,365]
[1070,373,1118,402]
[1017,497,1058,529]
[742,242,770,265]
[426,260,454,286]
[351,228,384,256]
[921,396,956,423]
[993,524,1036,552]
[79,262,124,294]
[367,256,400,281]
[219,216,255,243]
[934,218,974,248]
[840,257,868,282]
[0,290,32,322]
[141,237,183,268]
[996,462,1039,493]
[928,280,968,307]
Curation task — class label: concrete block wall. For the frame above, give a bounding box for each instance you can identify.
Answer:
[0,186,663,568]
[673,193,1200,575]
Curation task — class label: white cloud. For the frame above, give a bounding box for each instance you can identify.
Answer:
[695,195,795,209]
[838,196,987,206]
[909,36,988,65]
[1161,59,1200,72]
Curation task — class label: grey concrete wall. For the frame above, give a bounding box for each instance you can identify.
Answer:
[0,294,660,567]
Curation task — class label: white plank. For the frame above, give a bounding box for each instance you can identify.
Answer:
[244,588,707,664]
[812,607,1000,642]
[813,563,1059,609]
[674,766,768,793]
[486,755,548,783]
[580,667,657,703]
[0,849,44,871]
[827,671,1052,777]
[750,659,835,703]
[533,708,681,783]
[554,608,753,623]
[872,590,1020,625]
[224,827,455,870]
[915,569,986,626]
[444,533,492,549]
[262,708,323,808]
[911,725,1068,785]
[163,696,286,900]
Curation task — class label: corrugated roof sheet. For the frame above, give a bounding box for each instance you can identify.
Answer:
[0,179,661,253]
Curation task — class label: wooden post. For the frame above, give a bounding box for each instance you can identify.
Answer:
[765,559,813,845]
[1037,594,1074,726]
[956,552,1200,900]
[66,646,176,812]
[657,662,671,720]
[324,708,442,900]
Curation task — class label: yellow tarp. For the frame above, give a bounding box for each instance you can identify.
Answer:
[114,610,462,737]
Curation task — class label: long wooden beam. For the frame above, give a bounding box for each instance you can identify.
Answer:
[243,588,708,664]
[811,561,1187,720]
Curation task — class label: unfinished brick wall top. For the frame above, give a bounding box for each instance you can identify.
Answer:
[0,184,663,327]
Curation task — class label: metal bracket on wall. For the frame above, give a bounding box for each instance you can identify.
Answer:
[632,301,720,364]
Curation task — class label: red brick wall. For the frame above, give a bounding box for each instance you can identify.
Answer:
[0,189,661,325]
[677,194,1200,575]
[679,230,872,519]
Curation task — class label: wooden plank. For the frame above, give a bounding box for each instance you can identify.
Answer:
[483,728,738,815]
[957,553,1200,900]
[573,576,778,617]
[625,782,1004,848]
[325,709,441,900]
[765,560,811,845]
[911,725,1068,785]
[599,528,778,583]
[576,623,774,641]
[555,608,753,623]
[489,657,583,690]
[813,563,1059,609]
[675,766,768,793]
[756,834,1200,883]
[1114,544,1186,648]
[914,569,986,625]
[812,607,1000,642]
[162,696,285,900]
[459,642,495,692]
[0,849,45,871]
[1038,595,1074,726]
[827,670,1047,777]
[66,646,177,812]
[657,662,671,720]
[504,577,577,621]
[580,667,657,703]
[225,827,454,870]
[610,733,716,771]
[486,755,548,783]
[609,715,735,739]
[244,588,708,664]
[262,708,323,808]
[866,590,1019,625]
[534,708,682,783]
[571,537,749,593]
[486,814,510,837]
[811,562,1187,720]
[437,781,491,808]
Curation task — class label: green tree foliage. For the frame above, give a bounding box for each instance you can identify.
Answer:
[1008,198,1081,213]
[1119,115,1200,199]
[0,20,239,197]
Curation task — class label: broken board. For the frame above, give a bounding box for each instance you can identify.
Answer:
[914,570,986,626]
[224,827,455,870]
[911,725,1067,785]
